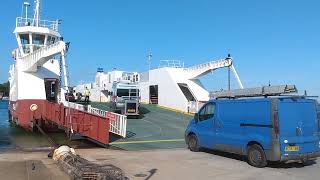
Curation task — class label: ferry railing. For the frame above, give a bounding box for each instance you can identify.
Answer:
[16,17,59,31]
[66,102,86,111]
[159,60,185,68]
[64,102,127,138]
[184,59,230,72]
[88,105,127,138]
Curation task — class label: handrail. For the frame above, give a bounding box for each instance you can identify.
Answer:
[185,59,230,71]
[20,41,65,72]
[87,105,127,138]
[64,102,127,138]
[16,17,59,31]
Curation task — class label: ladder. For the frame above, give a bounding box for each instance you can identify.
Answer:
[210,85,298,99]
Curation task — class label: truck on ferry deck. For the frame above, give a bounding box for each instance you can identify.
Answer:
[185,87,320,167]
[110,82,140,116]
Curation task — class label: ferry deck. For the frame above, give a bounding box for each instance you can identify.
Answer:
[90,102,192,150]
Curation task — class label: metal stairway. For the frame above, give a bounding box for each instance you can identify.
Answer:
[20,41,66,72]
[184,58,232,79]
[185,56,244,89]
[150,94,158,104]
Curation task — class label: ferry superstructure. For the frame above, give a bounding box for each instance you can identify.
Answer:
[81,56,244,114]
[8,0,127,145]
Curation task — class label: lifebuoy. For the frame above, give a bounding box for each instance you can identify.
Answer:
[30,104,39,111]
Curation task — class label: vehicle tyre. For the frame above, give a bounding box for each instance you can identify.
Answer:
[247,144,268,168]
[188,134,200,152]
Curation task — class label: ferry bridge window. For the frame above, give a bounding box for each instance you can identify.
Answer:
[50,36,56,44]
[20,34,30,44]
[47,36,55,45]
[20,34,31,53]
[117,89,129,97]
[199,103,215,121]
[33,34,45,45]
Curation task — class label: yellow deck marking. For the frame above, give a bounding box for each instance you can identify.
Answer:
[157,105,194,116]
[110,139,185,145]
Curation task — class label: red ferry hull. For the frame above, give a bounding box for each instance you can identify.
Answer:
[9,100,110,145]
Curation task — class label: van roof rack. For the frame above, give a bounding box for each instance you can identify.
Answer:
[210,85,298,99]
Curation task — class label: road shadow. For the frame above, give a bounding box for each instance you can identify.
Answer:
[125,106,151,119]
[202,148,246,161]
[267,160,317,168]
[134,168,158,180]
[201,148,317,168]
[139,106,151,115]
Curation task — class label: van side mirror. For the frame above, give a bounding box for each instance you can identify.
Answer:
[194,113,199,122]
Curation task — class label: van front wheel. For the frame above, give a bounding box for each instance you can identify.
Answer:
[188,134,199,152]
[247,144,267,168]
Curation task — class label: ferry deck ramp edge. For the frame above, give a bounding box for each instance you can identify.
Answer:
[90,103,192,151]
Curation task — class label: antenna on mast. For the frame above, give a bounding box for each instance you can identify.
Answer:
[147,51,152,71]
[33,0,41,26]
[23,2,31,24]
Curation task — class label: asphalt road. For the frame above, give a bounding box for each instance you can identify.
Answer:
[78,148,320,180]
[0,151,69,180]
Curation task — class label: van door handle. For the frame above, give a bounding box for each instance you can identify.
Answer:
[296,127,302,136]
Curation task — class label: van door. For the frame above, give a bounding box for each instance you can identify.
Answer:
[196,102,215,149]
[278,99,319,155]
[213,100,252,154]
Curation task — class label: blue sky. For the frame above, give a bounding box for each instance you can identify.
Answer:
[0,0,319,95]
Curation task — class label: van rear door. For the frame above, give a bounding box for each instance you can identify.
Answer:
[278,98,319,155]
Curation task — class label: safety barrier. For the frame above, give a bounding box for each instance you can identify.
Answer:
[16,17,59,31]
[64,102,127,138]
[87,105,127,138]
[65,102,85,111]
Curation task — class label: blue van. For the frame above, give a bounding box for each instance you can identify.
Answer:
[185,97,320,167]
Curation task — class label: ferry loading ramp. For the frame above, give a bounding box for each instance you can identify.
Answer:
[90,103,192,150]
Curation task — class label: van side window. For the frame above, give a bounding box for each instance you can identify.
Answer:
[199,103,215,121]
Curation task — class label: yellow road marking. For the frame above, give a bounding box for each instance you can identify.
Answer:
[110,139,185,145]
